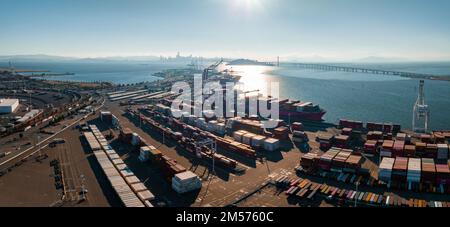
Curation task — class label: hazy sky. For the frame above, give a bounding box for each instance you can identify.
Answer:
[1,0,450,61]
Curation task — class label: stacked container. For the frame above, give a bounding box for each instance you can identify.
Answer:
[425,144,438,159]
[319,148,340,171]
[138,146,152,162]
[379,157,395,183]
[301,153,319,169]
[233,130,246,143]
[435,164,450,185]
[420,134,432,143]
[291,122,304,132]
[383,123,392,134]
[393,140,405,157]
[172,171,202,194]
[364,140,378,154]
[216,123,226,135]
[392,157,408,183]
[407,158,421,184]
[334,135,350,148]
[317,134,333,150]
[366,122,383,131]
[242,132,256,145]
[437,144,449,160]
[84,132,102,151]
[100,111,113,123]
[422,158,436,184]
[433,132,446,144]
[381,140,394,157]
[331,150,352,172]
[120,128,133,143]
[251,135,266,148]
[292,131,308,143]
[404,145,416,157]
[130,133,140,146]
[344,155,362,173]
[274,126,289,140]
[415,142,427,157]
[342,128,352,136]
[263,138,280,152]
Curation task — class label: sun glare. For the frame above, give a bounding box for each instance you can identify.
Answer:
[231,0,263,12]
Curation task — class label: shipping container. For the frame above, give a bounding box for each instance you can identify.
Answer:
[422,158,436,184]
[393,140,405,157]
[404,145,416,157]
[301,153,319,169]
[344,155,362,173]
[274,126,289,140]
[319,148,341,171]
[364,140,378,154]
[291,122,304,131]
[407,158,421,183]
[381,140,394,157]
[392,157,408,182]
[379,157,395,182]
[437,144,449,160]
[263,138,280,152]
[435,164,450,185]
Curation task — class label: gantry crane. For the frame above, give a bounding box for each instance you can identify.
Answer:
[412,80,430,133]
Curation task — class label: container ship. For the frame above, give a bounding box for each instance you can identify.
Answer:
[278,99,326,122]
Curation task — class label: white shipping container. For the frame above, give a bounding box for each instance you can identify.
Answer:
[251,135,266,147]
[137,190,155,201]
[407,158,421,183]
[233,130,246,142]
[263,138,280,152]
[242,133,255,145]
[216,123,226,135]
[130,182,148,193]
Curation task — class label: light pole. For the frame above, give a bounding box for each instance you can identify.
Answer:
[354,182,359,207]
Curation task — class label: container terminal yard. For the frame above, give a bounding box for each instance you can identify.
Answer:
[0,65,449,208]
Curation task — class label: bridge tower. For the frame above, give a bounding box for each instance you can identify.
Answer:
[412,80,429,133]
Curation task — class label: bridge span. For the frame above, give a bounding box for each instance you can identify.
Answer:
[264,62,450,81]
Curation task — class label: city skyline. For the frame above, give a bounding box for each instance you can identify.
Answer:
[1,0,450,61]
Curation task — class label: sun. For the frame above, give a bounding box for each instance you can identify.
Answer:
[231,0,263,12]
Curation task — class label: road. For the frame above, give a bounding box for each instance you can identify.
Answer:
[0,98,105,171]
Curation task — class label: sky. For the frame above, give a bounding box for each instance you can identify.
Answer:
[0,0,450,61]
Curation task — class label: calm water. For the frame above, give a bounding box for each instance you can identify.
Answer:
[3,61,450,130]
[234,63,450,130]
[3,61,188,84]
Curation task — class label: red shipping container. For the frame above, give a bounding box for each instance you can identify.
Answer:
[393,140,405,157]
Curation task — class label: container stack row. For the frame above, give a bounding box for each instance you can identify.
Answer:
[88,125,155,207]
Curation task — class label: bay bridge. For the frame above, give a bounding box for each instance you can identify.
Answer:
[266,60,449,81]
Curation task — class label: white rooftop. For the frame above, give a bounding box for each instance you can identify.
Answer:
[0,99,19,106]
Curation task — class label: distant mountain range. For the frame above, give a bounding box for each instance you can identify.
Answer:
[0,54,220,63]
[227,59,274,66]
[0,54,444,65]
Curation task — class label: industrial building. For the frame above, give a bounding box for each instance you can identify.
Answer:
[0,99,19,113]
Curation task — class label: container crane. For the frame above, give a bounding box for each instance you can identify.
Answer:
[202,59,223,81]
[412,80,429,133]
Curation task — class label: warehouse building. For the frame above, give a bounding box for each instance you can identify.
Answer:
[0,99,19,113]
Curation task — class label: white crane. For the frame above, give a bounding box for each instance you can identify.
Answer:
[412,80,429,133]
